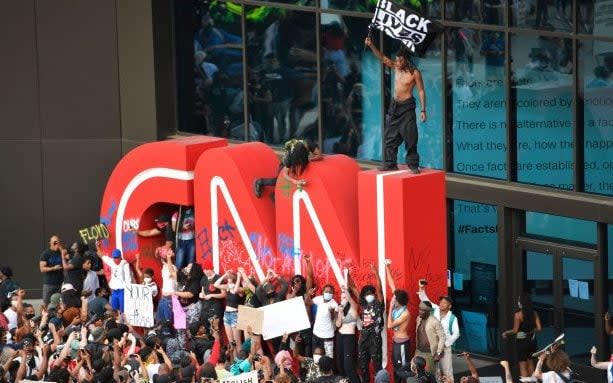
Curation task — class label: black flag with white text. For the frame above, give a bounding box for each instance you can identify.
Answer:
[370,0,442,56]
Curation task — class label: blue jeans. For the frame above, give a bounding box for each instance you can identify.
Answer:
[157,296,173,322]
[111,289,124,312]
[175,239,195,269]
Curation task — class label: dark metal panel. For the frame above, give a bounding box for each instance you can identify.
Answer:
[446,174,613,223]
[0,0,39,140]
[0,141,45,292]
[41,139,122,245]
[36,0,120,140]
[515,237,597,259]
[595,223,608,357]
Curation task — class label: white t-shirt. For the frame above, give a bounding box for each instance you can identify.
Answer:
[541,370,571,383]
[3,308,17,330]
[608,362,613,383]
[312,296,338,339]
[146,363,161,381]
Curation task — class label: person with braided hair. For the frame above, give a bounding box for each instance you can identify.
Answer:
[254,138,322,199]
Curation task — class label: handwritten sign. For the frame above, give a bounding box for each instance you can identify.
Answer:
[479,378,503,383]
[220,370,258,383]
[78,223,110,244]
[124,284,154,327]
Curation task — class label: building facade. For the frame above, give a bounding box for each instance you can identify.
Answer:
[0,0,611,379]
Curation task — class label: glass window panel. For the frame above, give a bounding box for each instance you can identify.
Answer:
[512,34,573,189]
[246,8,317,144]
[579,40,613,196]
[578,0,613,36]
[448,28,506,179]
[320,16,382,161]
[323,0,441,18]
[381,36,443,168]
[445,0,505,25]
[188,2,245,138]
[452,200,499,354]
[525,212,597,244]
[562,257,595,363]
[525,251,555,349]
[511,0,572,32]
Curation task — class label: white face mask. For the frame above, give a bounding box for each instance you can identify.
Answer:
[11,301,18,308]
[144,277,152,284]
[228,283,236,290]
[313,354,322,364]
[365,295,375,303]
[323,292,333,302]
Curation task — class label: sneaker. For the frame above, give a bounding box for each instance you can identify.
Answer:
[408,167,420,174]
[254,180,263,198]
[378,164,399,171]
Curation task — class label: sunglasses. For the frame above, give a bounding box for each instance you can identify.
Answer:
[52,241,59,245]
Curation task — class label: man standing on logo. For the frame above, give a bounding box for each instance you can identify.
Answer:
[365,37,426,174]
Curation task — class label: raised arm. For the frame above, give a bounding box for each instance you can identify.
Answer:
[499,360,513,383]
[462,352,479,379]
[134,253,143,282]
[385,261,396,292]
[135,227,162,237]
[371,264,383,302]
[415,69,426,122]
[590,346,610,369]
[417,279,439,310]
[365,37,394,68]
[305,254,314,292]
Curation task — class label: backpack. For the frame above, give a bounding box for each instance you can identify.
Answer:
[555,371,578,383]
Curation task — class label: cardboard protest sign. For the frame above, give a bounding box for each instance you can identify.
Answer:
[237,305,263,334]
[124,284,154,327]
[78,223,109,244]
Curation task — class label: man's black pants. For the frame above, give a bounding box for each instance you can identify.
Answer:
[383,98,419,169]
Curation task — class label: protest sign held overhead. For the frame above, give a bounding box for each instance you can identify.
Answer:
[370,0,442,56]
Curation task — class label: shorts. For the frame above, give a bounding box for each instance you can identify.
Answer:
[224,310,238,327]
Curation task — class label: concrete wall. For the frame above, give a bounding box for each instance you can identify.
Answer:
[0,0,160,294]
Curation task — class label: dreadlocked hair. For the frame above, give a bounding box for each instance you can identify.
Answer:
[396,45,416,73]
[285,140,310,177]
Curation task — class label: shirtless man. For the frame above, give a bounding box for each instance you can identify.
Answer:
[386,260,411,383]
[365,37,426,174]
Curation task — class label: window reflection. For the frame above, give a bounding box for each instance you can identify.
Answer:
[512,34,573,189]
[192,3,244,139]
[246,8,317,144]
[512,0,572,31]
[446,0,505,24]
[578,0,613,36]
[322,0,441,18]
[320,16,382,160]
[448,28,506,179]
[580,40,613,196]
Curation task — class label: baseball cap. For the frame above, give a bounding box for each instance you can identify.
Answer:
[111,249,122,258]
[61,283,75,293]
[48,293,61,311]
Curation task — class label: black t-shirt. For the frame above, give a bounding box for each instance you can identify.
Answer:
[360,300,385,335]
[200,274,223,315]
[40,249,63,285]
[65,254,85,292]
[163,225,175,243]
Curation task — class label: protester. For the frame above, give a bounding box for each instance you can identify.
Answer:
[334,283,359,383]
[502,292,542,377]
[532,349,572,382]
[443,352,478,383]
[417,279,460,382]
[589,346,613,382]
[385,261,411,383]
[414,300,445,376]
[39,235,64,304]
[102,248,133,312]
[312,284,338,358]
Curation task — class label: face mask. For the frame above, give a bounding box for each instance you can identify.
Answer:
[228,283,236,290]
[365,295,375,303]
[313,354,322,364]
[517,301,522,309]
[11,301,18,308]
[323,292,333,302]
[25,313,35,320]
[144,277,153,284]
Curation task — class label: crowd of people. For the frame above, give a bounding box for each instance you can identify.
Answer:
[0,230,610,382]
